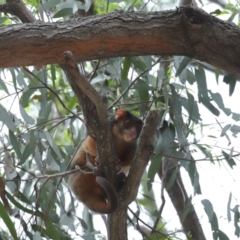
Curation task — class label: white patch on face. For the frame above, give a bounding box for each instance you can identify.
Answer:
[123,127,137,142]
[120,165,130,175]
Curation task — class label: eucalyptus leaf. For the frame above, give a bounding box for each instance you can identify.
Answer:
[0,201,18,240]
[0,104,16,132]
[175,56,191,77]
[227,193,232,222]
[53,8,73,18]
[0,77,9,94]
[201,199,214,221]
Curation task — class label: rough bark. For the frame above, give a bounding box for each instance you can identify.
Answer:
[61,52,117,183]
[0,7,240,74]
[159,157,206,240]
[63,52,159,240]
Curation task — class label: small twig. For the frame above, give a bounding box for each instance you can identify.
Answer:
[108,57,160,109]
[22,67,83,122]
[152,168,166,232]
[89,60,100,82]
[128,207,170,239]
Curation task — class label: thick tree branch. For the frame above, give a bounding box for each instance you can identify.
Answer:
[5,0,36,23]
[159,157,206,240]
[62,52,159,240]
[62,52,117,182]
[0,7,240,74]
[107,111,159,240]
[123,111,159,204]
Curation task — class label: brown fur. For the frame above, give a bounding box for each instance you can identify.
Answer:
[69,109,143,214]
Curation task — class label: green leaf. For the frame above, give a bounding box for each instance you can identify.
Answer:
[33,231,42,240]
[209,91,231,116]
[180,94,201,123]
[188,161,201,194]
[67,96,77,110]
[76,216,88,230]
[195,67,220,116]
[9,130,22,159]
[20,88,38,107]
[0,201,18,240]
[44,131,62,160]
[166,167,178,190]
[19,131,36,164]
[230,124,240,135]
[175,57,191,77]
[59,214,75,231]
[19,104,35,124]
[16,71,28,91]
[0,16,9,24]
[211,212,219,232]
[147,155,162,190]
[232,205,240,237]
[222,150,236,169]
[44,220,60,239]
[53,8,73,18]
[223,73,237,96]
[202,199,214,221]
[186,69,196,85]
[132,56,147,70]
[195,67,208,100]
[133,79,154,91]
[161,124,176,155]
[91,73,110,84]
[9,68,17,91]
[154,134,162,155]
[227,192,232,222]
[170,84,188,150]
[220,124,231,137]
[42,0,61,10]
[121,57,132,81]
[218,230,230,240]
[201,97,220,116]
[0,104,16,132]
[6,192,41,217]
[0,77,9,94]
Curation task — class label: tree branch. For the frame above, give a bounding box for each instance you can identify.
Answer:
[61,52,117,182]
[107,111,159,240]
[158,156,206,240]
[0,7,240,74]
[5,0,36,23]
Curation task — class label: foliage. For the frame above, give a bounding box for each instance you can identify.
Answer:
[0,0,240,240]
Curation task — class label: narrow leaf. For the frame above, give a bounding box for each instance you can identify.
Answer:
[222,150,236,169]
[6,192,41,217]
[201,199,214,221]
[227,193,232,222]
[209,91,231,116]
[201,97,220,116]
[0,104,16,132]
[218,230,230,240]
[19,104,35,124]
[186,69,196,85]
[166,167,178,190]
[0,77,9,94]
[53,8,73,18]
[0,201,18,240]
[175,57,191,77]
[20,131,36,164]
[9,130,22,159]
[223,73,237,96]
[195,67,208,100]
